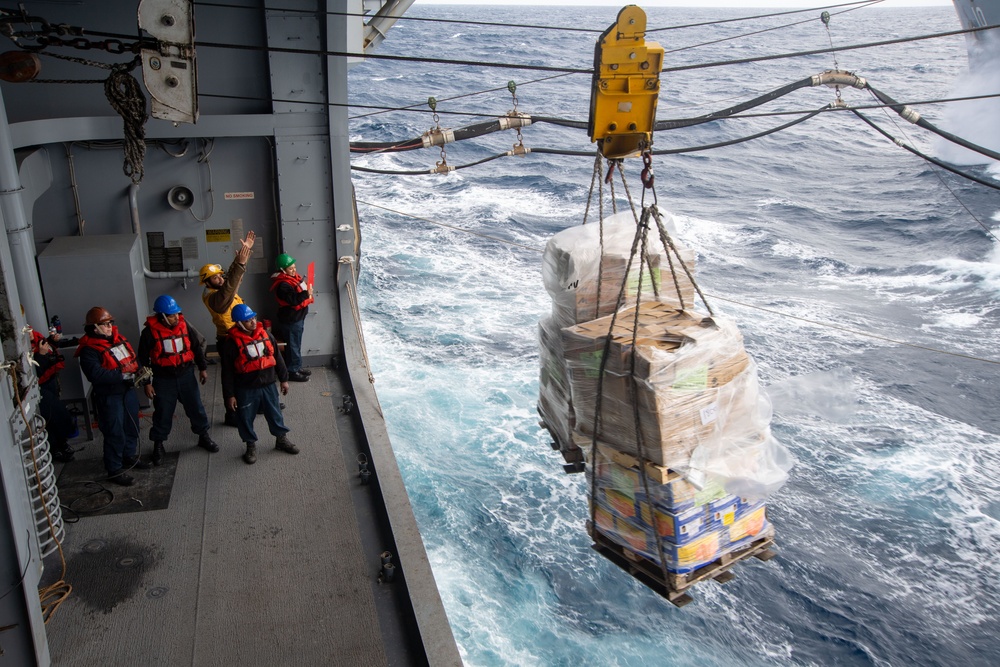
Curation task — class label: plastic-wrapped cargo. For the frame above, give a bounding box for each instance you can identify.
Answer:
[538,210,695,455]
[538,317,575,451]
[592,499,773,573]
[563,302,775,473]
[538,209,791,600]
[589,445,774,573]
[541,209,696,330]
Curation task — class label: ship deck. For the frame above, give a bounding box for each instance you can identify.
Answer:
[42,361,417,666]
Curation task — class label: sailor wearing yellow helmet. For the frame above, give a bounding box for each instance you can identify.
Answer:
[200,230,255,426]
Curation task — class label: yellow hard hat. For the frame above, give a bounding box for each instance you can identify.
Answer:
[199,263,223,284]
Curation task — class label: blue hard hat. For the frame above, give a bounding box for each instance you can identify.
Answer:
[231,304,257,322]
[153,295,182,315]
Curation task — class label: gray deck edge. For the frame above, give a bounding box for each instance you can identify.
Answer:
[338,269,464,667]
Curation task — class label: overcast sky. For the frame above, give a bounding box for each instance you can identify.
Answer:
[413,1,952,6]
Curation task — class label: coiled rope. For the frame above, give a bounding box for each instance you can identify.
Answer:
[104,64,148,185]
[26,50,148,183]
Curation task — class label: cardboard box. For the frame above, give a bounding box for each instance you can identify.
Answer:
[552,252,697,327]
[638,503,710,544]
[601,487,638,519]
[728,504,768,544]
[566,325,761,469]
[708,496,738,530]
[662,529,724,573]
[724,520,774,556]
[537,386,574,452]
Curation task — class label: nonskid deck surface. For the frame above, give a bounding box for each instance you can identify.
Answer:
[44,364,389,667]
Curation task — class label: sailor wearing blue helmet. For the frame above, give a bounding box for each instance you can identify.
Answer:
[138,294,218,466]
[221,303,298,464]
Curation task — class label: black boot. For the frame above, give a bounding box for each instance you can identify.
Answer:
[275,434,299,455]
[151,441,165,466]
[52,445,75,463]
[123,455,151,470]
[243,442,257,465]
[198,432,219,453]
[108,469,135,486]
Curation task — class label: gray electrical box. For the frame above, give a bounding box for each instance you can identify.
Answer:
[37,234,149,400]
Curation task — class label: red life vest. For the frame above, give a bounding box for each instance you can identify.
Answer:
[37,355,65,385]
[30,330,46,353]
[76,327,139,374]
[270,271,314,310]
[228,322,277,375]
[146,314,196,368]
[31,331,65,384]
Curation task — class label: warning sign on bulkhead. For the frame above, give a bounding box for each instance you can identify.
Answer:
[224,192,254,200]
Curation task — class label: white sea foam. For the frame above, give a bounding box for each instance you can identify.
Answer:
[926,255,1000,295]
[351,6,1000,665]
[755,197,826,215]
[921,311,982,329]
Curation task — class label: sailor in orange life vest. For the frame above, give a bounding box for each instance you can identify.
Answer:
[137,295,219,466]
[31,329,77,463]
[221,303,299,464]
[269,253,314,382]
[201,229,255,426]
[75,307,149,486]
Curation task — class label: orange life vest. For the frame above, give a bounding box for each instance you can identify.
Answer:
[228,322,277,375]
[76,328,139,374]
[270,271,314,310]
[146,314,196,368]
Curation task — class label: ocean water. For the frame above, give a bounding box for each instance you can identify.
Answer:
[348,5,1000,666]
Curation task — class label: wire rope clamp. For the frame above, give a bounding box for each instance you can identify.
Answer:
[138,0,199,124]
[588,5,663,160]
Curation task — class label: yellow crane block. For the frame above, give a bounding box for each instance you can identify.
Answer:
[588,5,663,159]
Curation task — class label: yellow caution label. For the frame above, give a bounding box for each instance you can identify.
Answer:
[206,228,231,243]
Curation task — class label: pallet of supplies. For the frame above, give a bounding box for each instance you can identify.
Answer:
[537,210,694,462]
[586,440,776,606]
[563,302,768,470]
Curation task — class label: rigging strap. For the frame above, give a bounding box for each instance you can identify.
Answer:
[580,153,602,228]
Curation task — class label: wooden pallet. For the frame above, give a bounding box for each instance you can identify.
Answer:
[588,522,776,607]
[537,418,586,472]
